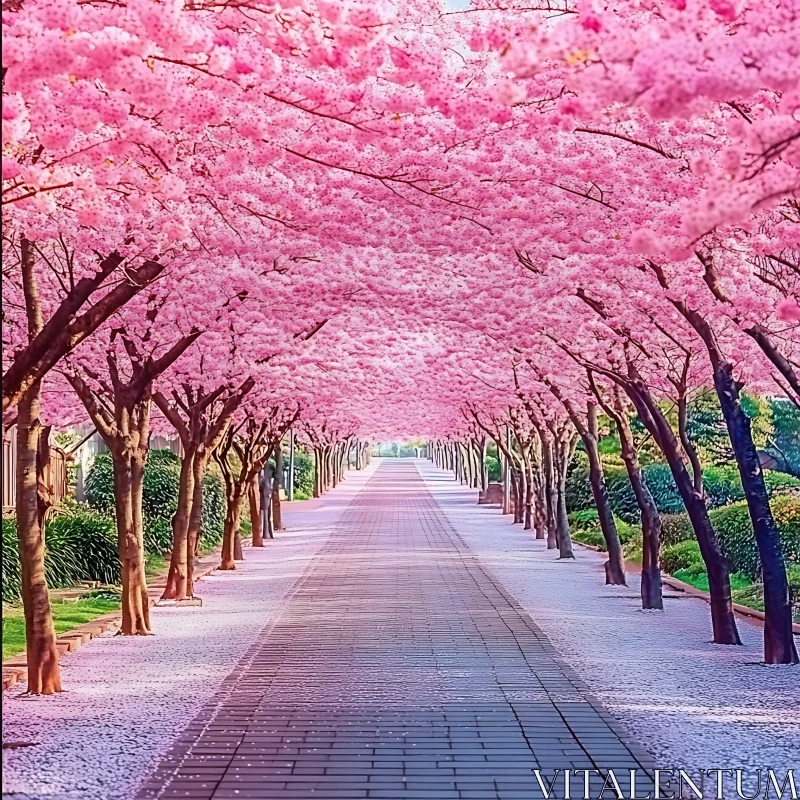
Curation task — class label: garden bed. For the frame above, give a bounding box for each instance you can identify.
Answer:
[2,595,120,662]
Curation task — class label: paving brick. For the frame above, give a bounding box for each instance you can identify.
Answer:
[137,461,652,800]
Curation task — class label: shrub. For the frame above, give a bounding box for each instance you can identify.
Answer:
[200,468,225,547]
[709,502,761,579]
[764,471,800,495]
[660,513,696,547]
[2,505,120,603]
[771,493,800,554]
[86,448,228,555]
[2,516,22,603]
[486,454,501,483]
[566,461,681,522]
[623,530,643,563]
[565,454,594,514]
[141,450,181,548]
[566,454,799,524]
[572,529,607,550]
[641,464,684,514]
[714,493,800,580]
[661,540,704,575]
[86,449,179,553]
[615,517,641,545]
[786,564,800,612]
[45,499,120,585]
[604,467,642,523]
[568,508,640,552]
[658,494,800,580]
[702,465,744,507]
[292,449,315,497]
[568,508,598,530]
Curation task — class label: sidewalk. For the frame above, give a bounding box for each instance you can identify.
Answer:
[135,459,651,800]
[418,460,800,777]
[2,462,379,800]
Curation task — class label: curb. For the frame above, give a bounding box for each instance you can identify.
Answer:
[574,542,800,635]
[2,552,224,692]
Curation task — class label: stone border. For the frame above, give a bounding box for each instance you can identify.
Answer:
[575,542,800,634]
[2,549,229,692]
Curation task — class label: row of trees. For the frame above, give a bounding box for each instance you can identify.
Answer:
[4,0,798,693]
[426,344,798,665]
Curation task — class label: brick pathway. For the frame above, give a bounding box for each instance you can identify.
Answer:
[137,461,652,800]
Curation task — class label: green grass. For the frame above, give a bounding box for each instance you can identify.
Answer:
[145,551,166,578]
[571,529,607,550]
[2,596,120,661]
[670,569,769,613]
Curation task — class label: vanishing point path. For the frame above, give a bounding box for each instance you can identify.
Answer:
[137,461,652,800]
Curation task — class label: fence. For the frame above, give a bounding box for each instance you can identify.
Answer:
[2,427,69,514]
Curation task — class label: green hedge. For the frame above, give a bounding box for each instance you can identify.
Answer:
[200,469,225,548]
[2,504,120,603]
[568,509,642,552]
[715,494,800,580]
[566,459,678,523]
[787,564,800,608]
[659,494,800,580]
[3,451,227,603]
[566,455,800,523]
[45,499,120,585]
[85,449,225,553]
[661,540,704,575]
[292,449,315,497]
[3,517,23,602]
[660,513,696,547]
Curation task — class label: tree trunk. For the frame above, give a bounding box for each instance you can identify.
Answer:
[185,455,206,596]
[615,403,662,609]
[326,446,334,490]
[467,444,477,488]
[533,461,547,540]
[478,440,488,493]
[220,498,242,570]
[627,379,740,645]
[233,529,244,561]
[113,450,150,635]
[582,413,625,584]
[313,448,321,497]
[272,445,284,531]
[265,467,275,540]
[15,383,62,694]
[287,431,296,498]
[542,440,558,549]
[555,451,575,560]
[249,473,263,547]
[522,457,533,531]
[161,447,196,600]
[714,362,798,663]
[513,468,525,524]
[260,466,273,540]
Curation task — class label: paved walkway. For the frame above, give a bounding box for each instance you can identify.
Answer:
[3,463,380,800]
[420,461,800,780]
[136,461,651,800]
